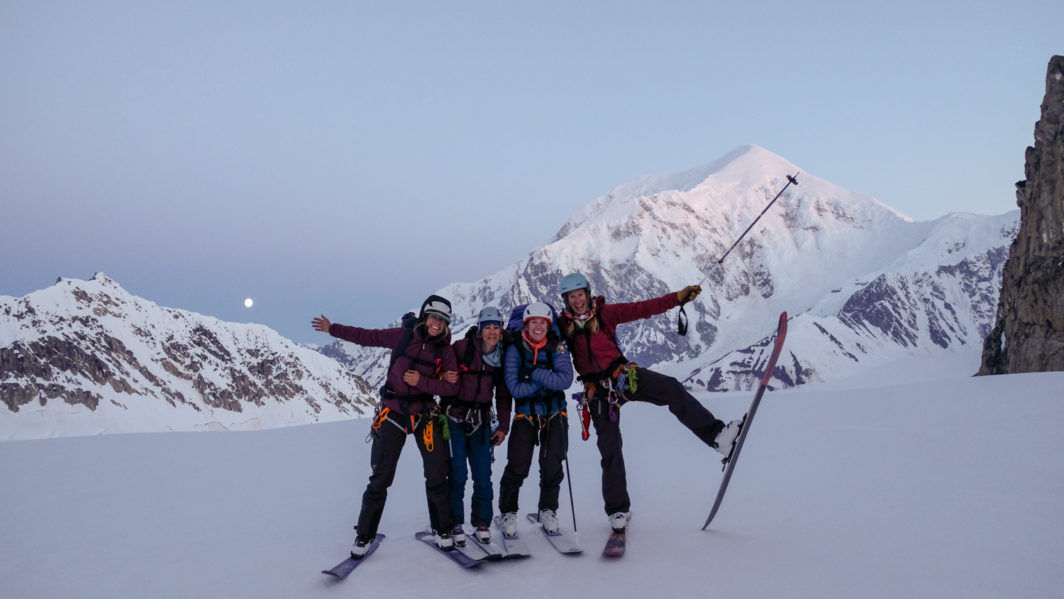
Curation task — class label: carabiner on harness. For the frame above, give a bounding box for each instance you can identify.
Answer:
[423,416,435,452]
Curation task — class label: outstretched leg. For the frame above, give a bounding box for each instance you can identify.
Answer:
[627,367,724,447]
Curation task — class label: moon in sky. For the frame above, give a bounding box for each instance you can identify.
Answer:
[244,298,254,308]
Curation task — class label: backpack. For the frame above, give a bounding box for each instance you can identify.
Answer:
[386,311,419,371]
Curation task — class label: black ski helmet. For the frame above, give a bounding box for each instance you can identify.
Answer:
[419,295,452,324]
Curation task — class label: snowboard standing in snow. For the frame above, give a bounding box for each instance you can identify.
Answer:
[414,531,484,568]
[526,513,582,554]
[321,534,385,579]
[702,311,788,530]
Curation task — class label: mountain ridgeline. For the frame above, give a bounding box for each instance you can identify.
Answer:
[0,274,377,440]
[1,146,1020,440]
[322,145,1018,392]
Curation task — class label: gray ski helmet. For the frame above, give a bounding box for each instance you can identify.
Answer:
[477,306,504,328]
[559,272,590,298]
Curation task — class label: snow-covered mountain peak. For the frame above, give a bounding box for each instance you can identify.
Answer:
[1,274,377,440]
[327,146,1018,394]
[554,145,911,250]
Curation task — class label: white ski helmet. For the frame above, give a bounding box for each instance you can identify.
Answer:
[522,302,554,324]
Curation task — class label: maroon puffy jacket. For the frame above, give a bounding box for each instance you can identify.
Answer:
[449,334,513,433]
[328,323,459,415]
[558,293,679,378]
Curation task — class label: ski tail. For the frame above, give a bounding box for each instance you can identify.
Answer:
[702,311,787,531]
[322,533,385,579]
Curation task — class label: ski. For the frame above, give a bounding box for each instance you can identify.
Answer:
[321,533,385,579]
[492,514,531,558]
[526,513,582,554]
[702,311,788,530]
[603,527,626,558]
[414,531,484,568]
[451,527,504,562]
[469,529,519,561]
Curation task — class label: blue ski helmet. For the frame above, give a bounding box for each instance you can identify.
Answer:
[477,306,503,328]
[559,272,590,298]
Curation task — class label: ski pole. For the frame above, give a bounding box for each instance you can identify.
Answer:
[564,458,577,532]
[716,172,800,265]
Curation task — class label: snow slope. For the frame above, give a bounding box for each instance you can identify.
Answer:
[2,350,1060,599]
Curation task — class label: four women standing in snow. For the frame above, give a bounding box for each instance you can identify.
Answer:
[314,280,728,559]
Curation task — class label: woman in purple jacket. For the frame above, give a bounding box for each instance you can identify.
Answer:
[442,306,512,545]
[312,295,459,558]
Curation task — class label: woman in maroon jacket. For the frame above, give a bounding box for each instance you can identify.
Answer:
[555,273,742,533]
[312,295,459,558]
[443,306,511,545]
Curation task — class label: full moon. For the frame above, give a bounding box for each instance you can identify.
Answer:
[244,298,254,308]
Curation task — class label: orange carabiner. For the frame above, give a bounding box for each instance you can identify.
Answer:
[372,407,391,431]
[423,417,435,452]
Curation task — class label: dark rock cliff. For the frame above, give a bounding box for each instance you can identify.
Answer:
[979,56,1064,374]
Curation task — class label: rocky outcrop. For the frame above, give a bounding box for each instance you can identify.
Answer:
[979,56,1064,375]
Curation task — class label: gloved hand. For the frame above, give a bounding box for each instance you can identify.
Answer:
[676,285,702,304]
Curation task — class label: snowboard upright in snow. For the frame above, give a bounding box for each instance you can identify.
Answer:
[702,311,788,530]
[414,531,484,568]
[526,513,582,554]
[321,533,384,579]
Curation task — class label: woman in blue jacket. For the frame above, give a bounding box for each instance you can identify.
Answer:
[497,302,574,537]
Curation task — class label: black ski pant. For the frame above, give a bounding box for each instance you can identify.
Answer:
[356,413,452,539]
[498,412,568,514]
[589,367,723,515]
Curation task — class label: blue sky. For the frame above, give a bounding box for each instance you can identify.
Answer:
[1,1,1058,344]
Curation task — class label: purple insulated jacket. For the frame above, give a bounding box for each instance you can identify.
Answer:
[450,336,513,434]
[328,323,459,415]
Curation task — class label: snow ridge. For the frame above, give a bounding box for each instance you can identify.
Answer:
[1,273,376,440]
[327,145,1017,393]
